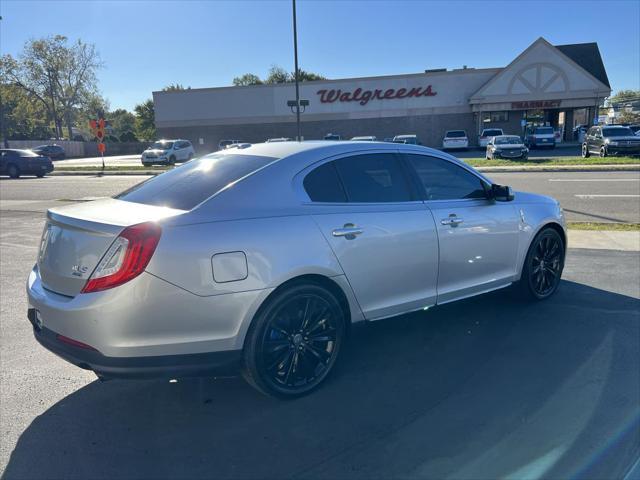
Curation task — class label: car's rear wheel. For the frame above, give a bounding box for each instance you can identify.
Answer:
[242,282,346,398]
[36,172,45,178]
[582,144,590,158]
[519,227,565,300]
[7,164,20,179]
[599,146,607,158]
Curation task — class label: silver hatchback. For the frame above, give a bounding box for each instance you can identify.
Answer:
[27,142,566,397]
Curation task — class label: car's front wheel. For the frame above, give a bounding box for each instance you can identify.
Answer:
[242,282,346,397]
[7,164,20,179]
[519,227,565,300]
[582,144,590,158]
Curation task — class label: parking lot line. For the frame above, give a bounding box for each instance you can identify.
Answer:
[574,194,640,198]
[549,179,639,182]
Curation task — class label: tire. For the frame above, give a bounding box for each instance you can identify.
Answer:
[169,155,176,165]
[7,164,20,179]
[599,146,607,158]
[36,172,45,178]
[582,144,590,158]
[188,153,194,161]
[518,227,565,301]
[522,155,528,161]
[242,282,347,398]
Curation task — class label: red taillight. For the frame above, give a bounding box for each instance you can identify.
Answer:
[81,222,162,293]
[56,334,98,351]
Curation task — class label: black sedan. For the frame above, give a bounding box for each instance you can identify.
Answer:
[32,144,66,160]
[0,149,54,178]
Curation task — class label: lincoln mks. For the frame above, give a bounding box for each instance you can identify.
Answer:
[27,142,566,397]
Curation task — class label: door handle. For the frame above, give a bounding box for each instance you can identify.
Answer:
[332,224,363,239]
[441,216,464,226]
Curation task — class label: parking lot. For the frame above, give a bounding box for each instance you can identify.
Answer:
[0,172,638,478]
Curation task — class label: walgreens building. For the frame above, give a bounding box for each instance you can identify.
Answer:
[154,37,610,151]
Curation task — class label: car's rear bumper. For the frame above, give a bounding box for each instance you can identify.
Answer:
[28,309,242,379]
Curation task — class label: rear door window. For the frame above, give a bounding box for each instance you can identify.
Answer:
[116,153,276,210]
[334,153,412,203]
[303,162,347,202]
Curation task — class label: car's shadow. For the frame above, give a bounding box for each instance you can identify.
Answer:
[3,281,639,480]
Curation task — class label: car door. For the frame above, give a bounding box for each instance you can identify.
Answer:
[404,153,521,304]
[302,151,440,320]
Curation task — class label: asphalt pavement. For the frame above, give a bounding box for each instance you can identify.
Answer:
[1,170,638,223]
[0,202,638,478]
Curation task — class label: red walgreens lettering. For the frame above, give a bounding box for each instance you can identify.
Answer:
[317,85,437,106]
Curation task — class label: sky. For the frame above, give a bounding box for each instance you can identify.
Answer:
[2,0,639,111]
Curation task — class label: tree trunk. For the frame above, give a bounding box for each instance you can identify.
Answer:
[66,110,74,140]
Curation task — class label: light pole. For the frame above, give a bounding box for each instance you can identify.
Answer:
[292,0,301,141]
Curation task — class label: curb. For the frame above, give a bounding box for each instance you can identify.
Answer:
[49,164,640,176]
[476,164,640,173]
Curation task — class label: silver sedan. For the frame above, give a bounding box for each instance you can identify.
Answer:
[27,141,566,397]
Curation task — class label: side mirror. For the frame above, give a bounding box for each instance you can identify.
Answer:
[491,184,515,202]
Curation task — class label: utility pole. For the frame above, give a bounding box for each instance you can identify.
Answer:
[292,0,301,142]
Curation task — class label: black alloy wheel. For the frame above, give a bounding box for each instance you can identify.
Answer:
[521,228,565,300]
[243,283,346,397]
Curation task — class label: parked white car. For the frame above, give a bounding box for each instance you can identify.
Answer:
[351,136,377,141]
[478,128,504,147]
[442,130,469,150]
[141,140,195,165]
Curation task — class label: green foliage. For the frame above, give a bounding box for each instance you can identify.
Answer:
[134,99,155,141]
[162,83,189,91]
[0,35,103,140]
[231,66,326,86]
[1,83,53,140]
[108,108,137,140]
[265,65,291,84]
[608,90,640,105]
[232,73,263,86]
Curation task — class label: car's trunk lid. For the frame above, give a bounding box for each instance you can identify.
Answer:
[38,198,184,297]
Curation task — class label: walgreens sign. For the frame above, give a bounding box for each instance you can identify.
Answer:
[316,85,437,106]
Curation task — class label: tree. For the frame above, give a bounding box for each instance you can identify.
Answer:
[0,83,52,141]
[108,108,137,141]
[232,73,263,86]
[608,90,640,125]
[296,69,326,82]
[0,35,103,140]
[231,66,326,86]
[265,65,291,84]
[162,83,189,91]
[608,90,640,105]
[134,99,155,141]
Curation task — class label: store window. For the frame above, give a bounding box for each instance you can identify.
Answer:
[482,111,509,123]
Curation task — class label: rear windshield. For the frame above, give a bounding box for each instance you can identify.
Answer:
[446,131,466,138]
[602,127,634,137]
[495,136,522,145]
[482,129,502,136]
[151,141,173,150]
[115,153,276,210]
[535,127,554,134]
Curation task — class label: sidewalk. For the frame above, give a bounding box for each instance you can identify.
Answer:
[568,230,640,251]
